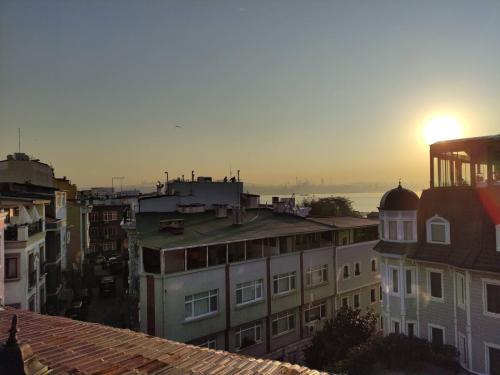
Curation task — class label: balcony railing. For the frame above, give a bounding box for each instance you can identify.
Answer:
[28,219,43,236]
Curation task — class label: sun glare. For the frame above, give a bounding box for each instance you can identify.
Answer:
[423,116,463,145]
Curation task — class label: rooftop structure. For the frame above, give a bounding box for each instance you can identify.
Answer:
[0,308,326,374]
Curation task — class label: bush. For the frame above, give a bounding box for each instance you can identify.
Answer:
[342,333,459,374]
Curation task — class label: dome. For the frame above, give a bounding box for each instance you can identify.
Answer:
[379,182,419,211]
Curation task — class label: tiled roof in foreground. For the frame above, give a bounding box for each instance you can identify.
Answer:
[0,307,326,375]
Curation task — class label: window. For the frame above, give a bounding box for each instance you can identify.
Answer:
[389,266,399,295]
[197,338,217,350]
[342,264,350,279]
[341,296,349,308]
[456,273,466,309]
[235,323,262,350]
[353,293,360,308]
[388,220,398,240]
[5,255,19,280]
[428,270,443,301]
[103,226,117,237]
[486,344,500,375]
[429,325,444,346]
[426,216,450,244]
[391,319,400,334]
[403,221,414,241]
[407,322,416,337]
[354,262,361,276]
[236,279,263,306]
[306,264,328,287]
[272,310,295,336]
[379,285,383,301]
[371,258,377,272]
[370,288,376,303]
[458,333,468,368]
[405,268,415,296]
[273,272,296,295]
[90,212,99,221]
[102,242,117,252]
[304,301,326,323]
[103,211,118,222]
[484,280,500,316]
[185,290,218,320]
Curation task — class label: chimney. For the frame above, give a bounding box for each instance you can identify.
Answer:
[214,204,228,218]
[232,207,244,226]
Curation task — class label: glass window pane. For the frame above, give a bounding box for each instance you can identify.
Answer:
[430,272,442,298]
[194,298,209,316]
[486,284,500,314]
[431,224,446,242]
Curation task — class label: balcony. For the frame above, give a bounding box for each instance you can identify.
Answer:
[4,219,43,241]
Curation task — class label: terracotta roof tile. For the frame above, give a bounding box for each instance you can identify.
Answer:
[0,308,326,375]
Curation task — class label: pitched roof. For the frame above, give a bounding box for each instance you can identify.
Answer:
[411,186,500,273]
[0,307,326,375]
[136,208,332,250]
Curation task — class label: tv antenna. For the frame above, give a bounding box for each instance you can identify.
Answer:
[112,176,125,193]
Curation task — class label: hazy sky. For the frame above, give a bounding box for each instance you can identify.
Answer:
[1,0,499,189]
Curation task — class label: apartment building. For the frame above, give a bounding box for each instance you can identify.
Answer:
[376,134,500,374]
[0,196,49,312]
[124,178,380,363]
[0,153,68,314]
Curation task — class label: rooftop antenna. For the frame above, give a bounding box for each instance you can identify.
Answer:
[112,176,125,193]
[18,128,21,153]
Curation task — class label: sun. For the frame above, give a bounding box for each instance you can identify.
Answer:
[423,116,463,145]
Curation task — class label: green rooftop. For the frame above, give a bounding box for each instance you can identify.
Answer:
[136,208,332,250]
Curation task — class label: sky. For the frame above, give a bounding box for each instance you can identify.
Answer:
[1,0,499,189]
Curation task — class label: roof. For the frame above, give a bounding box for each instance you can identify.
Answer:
[307,216,379,228]
[430,133,500,148]
[0,195,51,206]
[411,186,500,273]
[0,307,325,375]
[136,208,332,249]
[379,183,419,211]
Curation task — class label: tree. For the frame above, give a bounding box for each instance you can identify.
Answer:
[303,196,361,217]
[304,307,377,371]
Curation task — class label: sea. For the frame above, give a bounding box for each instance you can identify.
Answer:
[258,192,383,214]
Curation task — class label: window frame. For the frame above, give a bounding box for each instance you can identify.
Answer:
[426,215,450,244]
[5,254,20,281]
[405,267,416,297]
[273,271,296,296]
[370,288,376,304]
[485,342,500,375]
[341,296,349,308]
[391,318,401,334]
[342,264,350,280]
[428,323,445,346]
[236,279,264,306]
[271,310,295,337]
[184,289,219,321]
[304,301,327,323]
[353,293,360,309]
[456,272,466,310]
[427,268,444,302]
[371,257,377,272]
[482,278,500,318]
[305,264,328,287]
[235,322,262,350]
[407,320,417,337]
[354,261,361,277]
[388,265,400,296]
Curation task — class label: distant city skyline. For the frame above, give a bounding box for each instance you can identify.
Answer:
[1,1,499,188]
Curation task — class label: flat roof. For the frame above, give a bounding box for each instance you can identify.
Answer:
[306,216,379,228]
[136,208,333,250]
[0,195,50,205]
[0,307,325,375]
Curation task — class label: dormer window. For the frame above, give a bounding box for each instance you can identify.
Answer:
[426,216,450,244]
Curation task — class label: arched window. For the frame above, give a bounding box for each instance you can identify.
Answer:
[343,264,350,279]
[426,215,450,244]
